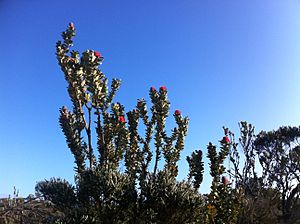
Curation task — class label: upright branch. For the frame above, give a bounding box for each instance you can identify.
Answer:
[56,23,190,184]
[56,23,126,173]
[187,149,204,189]
[151,86,169,176]
[229,121,259,196]
[125,86,189,182]
[206,128,242,224]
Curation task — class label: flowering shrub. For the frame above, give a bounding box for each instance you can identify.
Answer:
[35,23,206,223]
[31,23,300,224]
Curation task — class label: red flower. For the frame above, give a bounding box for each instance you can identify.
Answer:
[175,110,181,116]
[159,86,167,91]
[222,176,230,185]
[150,86,156,92]
[69,22,75,30]
[94,51,101,58]
[225,136,230,143]
[118,116,126,123]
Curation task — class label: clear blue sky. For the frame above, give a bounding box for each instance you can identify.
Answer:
[1,0,300,196]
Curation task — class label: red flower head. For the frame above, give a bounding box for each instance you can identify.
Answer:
[222,176,230,185]
[225,136,230,143]
[150,86,156,92]
[69,22,75,30]
[118,116,126,123]
[159,86,167,91]
[94,51,101,58]
[175,110,181,116]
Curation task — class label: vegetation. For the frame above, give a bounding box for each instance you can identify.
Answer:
[1,23,300,223]
[0,187,63,223]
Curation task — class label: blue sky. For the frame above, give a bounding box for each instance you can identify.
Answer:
[1,0,300,196]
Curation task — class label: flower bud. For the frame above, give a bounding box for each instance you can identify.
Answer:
[69,22,75,30]
[223,136,230,143]
[159,86,167,91]
[222,176,230,185]
[94,51,101,58]
[118,116,126,123]
[175,109,181,116]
